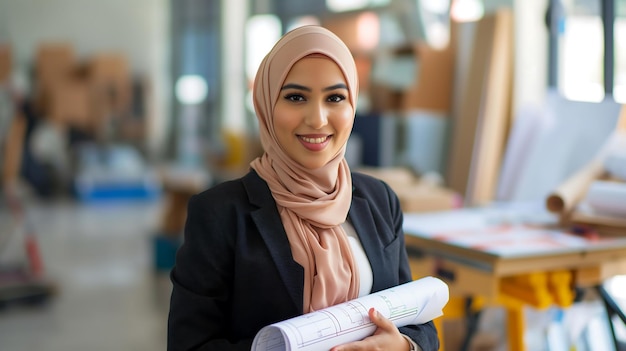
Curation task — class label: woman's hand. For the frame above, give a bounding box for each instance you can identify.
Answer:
[330,308,411,351]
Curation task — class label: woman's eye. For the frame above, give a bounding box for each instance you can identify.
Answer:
[327,94,346,103]
[284,94,305,102]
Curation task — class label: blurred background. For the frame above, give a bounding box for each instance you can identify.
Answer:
[0,0,626,350]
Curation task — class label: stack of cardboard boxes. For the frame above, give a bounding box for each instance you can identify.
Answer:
[34,43,136,141]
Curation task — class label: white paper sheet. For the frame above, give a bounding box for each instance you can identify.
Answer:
[584,180,626,216]
[251,276,449,351]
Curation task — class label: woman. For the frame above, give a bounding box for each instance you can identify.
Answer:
[167,25,439,351]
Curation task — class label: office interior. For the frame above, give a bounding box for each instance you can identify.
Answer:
[1,0,626,350]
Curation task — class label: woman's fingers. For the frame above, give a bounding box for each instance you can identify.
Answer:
[330,308,410,351]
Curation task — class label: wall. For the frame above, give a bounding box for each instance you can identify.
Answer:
[0,0,170,159]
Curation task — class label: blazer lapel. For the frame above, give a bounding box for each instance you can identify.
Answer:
[243,171,304,313]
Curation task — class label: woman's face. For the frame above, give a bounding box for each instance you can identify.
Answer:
[273,56,354,170]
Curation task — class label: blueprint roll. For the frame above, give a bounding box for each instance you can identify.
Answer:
[585,180,626,217]
[251,276,449,351]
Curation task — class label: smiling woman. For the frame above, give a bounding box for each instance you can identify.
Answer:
[167,25,439,351]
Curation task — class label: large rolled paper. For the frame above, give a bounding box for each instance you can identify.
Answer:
[251,276,449,351]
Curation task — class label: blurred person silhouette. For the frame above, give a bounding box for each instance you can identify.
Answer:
[0,66,52,198]
[2,65,74,199]
[167,25,439,351]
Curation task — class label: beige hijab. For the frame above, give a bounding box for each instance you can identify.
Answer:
[250,26,359,313]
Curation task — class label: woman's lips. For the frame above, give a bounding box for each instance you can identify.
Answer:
[298,135,331,151]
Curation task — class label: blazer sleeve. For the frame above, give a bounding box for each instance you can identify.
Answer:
[167,194,252,351]
[382,179,440,351]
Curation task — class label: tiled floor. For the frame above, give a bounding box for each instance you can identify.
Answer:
[1,196,625,351]
[0,198,171,351]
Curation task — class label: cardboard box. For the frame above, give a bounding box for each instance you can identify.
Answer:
[400,42,455,112]
[355,166,461,213]
[0,44,11,83]
[396,182,461,213]
[86,53,132,115]
[35,43,75,88]
[368,82,404,113]
[322,12,379,53]
[35,43,76,115]
[48,79,92,130]
[368,39,455,114]
[356,166,416,190]
[365,18,458,114]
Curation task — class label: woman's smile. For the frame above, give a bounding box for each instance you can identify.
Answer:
[298,134,332,151]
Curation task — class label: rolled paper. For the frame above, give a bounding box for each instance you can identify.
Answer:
[545,158,605,214]
[251,276,449,351]
[546,132,626,215]
[546,105,626,215]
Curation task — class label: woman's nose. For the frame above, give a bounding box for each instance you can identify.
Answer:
[305,102,328,129]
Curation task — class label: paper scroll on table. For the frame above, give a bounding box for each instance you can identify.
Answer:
[546,106,626,232]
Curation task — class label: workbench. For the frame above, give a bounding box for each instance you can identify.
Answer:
[403,206,626,351]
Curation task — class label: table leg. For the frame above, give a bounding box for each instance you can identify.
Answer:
[505,303,526,351]
[597,284,626,350]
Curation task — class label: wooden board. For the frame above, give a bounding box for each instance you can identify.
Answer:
[445,9,514,206]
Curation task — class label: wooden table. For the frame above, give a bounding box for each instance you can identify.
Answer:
[403,207,626,351]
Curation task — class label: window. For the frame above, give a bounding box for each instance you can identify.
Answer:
[245,15,282,83]
[615,0,626,101]
[244,15,282,115]
[326,0,390,12]
[556,0,605,102]
[549,0,626,103]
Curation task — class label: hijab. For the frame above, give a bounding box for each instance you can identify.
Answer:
[250,25,359,313]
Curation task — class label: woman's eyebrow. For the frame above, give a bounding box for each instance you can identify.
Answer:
[323,83,348,91]
[281,83,310,91]
[280,83,348,92]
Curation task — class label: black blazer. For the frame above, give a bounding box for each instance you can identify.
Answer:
[168,170,439,351]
